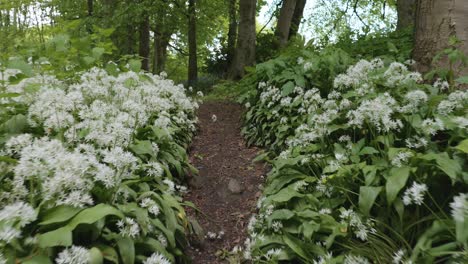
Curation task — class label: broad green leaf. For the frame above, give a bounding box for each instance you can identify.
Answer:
[8,58,33,76]
[130,140,154,156]
[283,234,311,260]
[89,247,104,264]
[359,147,379,155]
[455,139,468,153]
[128,59,141,72]
[22,255,52,264]
[268,186,303,203]
[281,81,295,96]
[96,245,119,263]
[0,156,17,164]
[38,204,124,248]
[421,153,461,180]
[268,209,295,224]
[359,186,382,215]
[83,56,95,65]
[92,47,106,59]
[3,114,28,134]
[0,93,20,98]
[386,167,411,205]
[39,205,83,226]
[455,76,468,84]
[117,237,134,264]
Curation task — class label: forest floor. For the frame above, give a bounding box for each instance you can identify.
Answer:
[185,101,268,263]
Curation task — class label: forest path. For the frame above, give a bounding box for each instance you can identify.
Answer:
[185,101,267,264]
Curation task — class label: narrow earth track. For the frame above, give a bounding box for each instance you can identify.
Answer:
[185,101,267,264]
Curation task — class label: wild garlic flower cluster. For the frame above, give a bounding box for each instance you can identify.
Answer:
[1,68,197,261]
[340,209,376,241]
[334,59,381,90]
[55,246,90,264]
[402,182,428,206]
[3,135,139,208]
[143,252,172,264]
[245,57,468,262]
[450,193,467,223]
[347,93,403,132]
[24,68,198,147]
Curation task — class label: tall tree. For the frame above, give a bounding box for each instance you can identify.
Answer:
[413,0,468,74]
[139,14,150,71]
[229,0,257,79]
[87,0,94,16]
[396,0,415,30]
[188,0,198,86]
[275,0,297,48]
[289,0,306,39]
[227,0,238,67]
[152,3,173,74]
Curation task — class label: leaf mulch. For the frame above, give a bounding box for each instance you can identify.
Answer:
[185,101,268,263]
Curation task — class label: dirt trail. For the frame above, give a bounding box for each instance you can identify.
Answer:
[185,101,267,264]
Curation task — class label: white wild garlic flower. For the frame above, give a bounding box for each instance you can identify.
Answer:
[55,246,90,264]
[403,182,428,206]
[450,193,467,223]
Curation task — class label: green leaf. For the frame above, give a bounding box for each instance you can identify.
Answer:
[359,147,379,155]
[455,76,468,84]
[117,237,135,264]
[22,255,53,264]
[130,140,154,156]
[96,245,119,263]
[281,81,295,96]
[39,205,83,226]
[283,234,311,260]
[92,47,105,59]
[268,186,303,203]
[455,139,468,153]
[82,56,96,65]
[0,156,17,164]
[359,186,382,215]
[89,247,104,264]
[421,153,461,180]
[3,114,28,134]
[0,93,21,98]
[128,59,141,72]
[386,167,411,205]
[268,209,295,224]
[38,204,124,248]
[8,58,33,76]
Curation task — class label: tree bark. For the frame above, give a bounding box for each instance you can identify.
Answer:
[188,0,198,86]
[228,0,257,79]
[275,0,297,48]
[139,15,151,71]
[396,0,415,30]
[289,0,306,39]
[227,0,238,67]
[87,0,94,16]
[413,0,468,75]
[153,31,170,74]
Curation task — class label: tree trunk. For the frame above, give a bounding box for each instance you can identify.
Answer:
[153,31,170,74]
[139,15,150,71]
[228,0,257,79]
[87,0,94,16]
[396,0,415,30]
[413,0,468,75]
[126,23,136,55]
[86,0,94,33]
[289,0,306,39]
[188,0,198,86]
[275,0,297,48]
[227,0,238,67]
